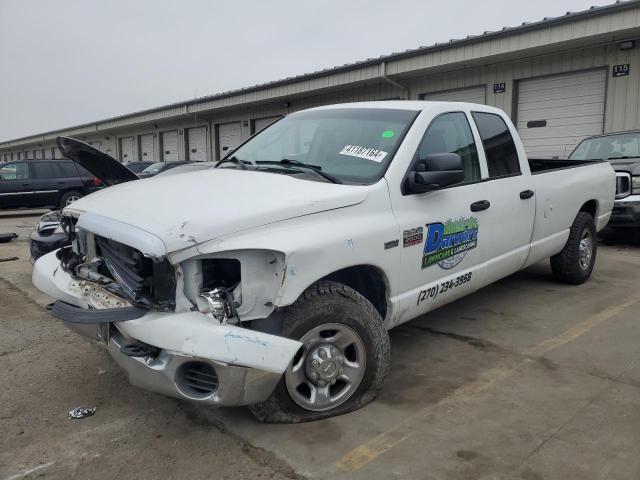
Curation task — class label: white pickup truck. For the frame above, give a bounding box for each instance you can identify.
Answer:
[33,101,615,423]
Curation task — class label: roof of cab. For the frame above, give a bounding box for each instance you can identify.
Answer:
[304,100,507,114]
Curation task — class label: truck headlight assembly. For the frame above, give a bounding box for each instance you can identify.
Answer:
[197,287,239,324]
[632,176,640,195]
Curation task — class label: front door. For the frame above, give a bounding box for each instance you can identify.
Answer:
[390,111,490,325]
[0,162,35,209]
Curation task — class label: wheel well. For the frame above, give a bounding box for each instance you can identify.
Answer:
[579,200,597,218]
[322,265,388,319]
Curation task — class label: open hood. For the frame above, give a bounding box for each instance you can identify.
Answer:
[57,136,139,186]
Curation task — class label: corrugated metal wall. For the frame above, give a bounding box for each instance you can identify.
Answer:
[2,38,639,161]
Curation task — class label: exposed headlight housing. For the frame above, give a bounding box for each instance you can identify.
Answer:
[197,287,239,324]
[632,176,640,195]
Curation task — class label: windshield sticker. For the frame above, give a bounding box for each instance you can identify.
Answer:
[422,217,479,270]
[339,145,388,163]
[381,130,395,138]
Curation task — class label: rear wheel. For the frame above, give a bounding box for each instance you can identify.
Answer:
[59,191,83,208]
[550,212,597,284]
[249,281,390,423]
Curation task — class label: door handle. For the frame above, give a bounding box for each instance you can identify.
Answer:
[520,189,535,200]
[470,200,490,212]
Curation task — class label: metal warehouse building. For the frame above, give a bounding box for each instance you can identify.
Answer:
[2,1,640,162]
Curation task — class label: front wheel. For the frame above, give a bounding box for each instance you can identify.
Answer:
[249,281,391,423]
[550,212,597,284]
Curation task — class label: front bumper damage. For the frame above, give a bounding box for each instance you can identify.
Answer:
[33,250,301,406]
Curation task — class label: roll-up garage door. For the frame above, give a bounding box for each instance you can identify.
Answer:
[421,85,486,104]
[253,116,281,134]
[140,134,155,160]
[516,70,606,158]
[218,122,242,158]
[119,137,136,162]
[186,127,207,161]
[161,131,179,161]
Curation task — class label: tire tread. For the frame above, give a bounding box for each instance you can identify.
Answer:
[250,281,390,423]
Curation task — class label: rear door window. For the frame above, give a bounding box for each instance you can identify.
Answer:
[472,112,520,177]
[33,162,55,179]
[52,161,80,178]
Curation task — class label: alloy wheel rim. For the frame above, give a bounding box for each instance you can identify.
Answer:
[578,229,593,270]
[65,195,80,205]
[285,323,366,412]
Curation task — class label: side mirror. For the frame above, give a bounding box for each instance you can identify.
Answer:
[407,153,465,194]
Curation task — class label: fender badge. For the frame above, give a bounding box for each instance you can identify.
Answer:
[384,239,399,250]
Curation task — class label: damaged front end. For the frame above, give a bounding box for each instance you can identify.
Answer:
[33,211,301,407]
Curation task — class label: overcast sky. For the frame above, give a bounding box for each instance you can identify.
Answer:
[0,0,613,141]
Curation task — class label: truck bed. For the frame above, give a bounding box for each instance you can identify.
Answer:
[528,158,602,174]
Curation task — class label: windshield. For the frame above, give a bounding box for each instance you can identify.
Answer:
[222,108,418,184]
[569,133,640,160]
[141,162,167,174]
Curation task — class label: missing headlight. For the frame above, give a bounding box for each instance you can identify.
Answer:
[202,259,241,290]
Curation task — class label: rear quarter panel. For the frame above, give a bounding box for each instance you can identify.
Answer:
[525,161,615,267]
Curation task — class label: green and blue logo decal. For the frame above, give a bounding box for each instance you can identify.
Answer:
[422,217,479,269]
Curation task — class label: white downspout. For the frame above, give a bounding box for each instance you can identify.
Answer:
[380,61,409,99]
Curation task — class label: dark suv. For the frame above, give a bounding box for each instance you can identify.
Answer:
[0,159,101,210]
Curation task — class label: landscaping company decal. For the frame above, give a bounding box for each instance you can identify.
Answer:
[422,217,479,270]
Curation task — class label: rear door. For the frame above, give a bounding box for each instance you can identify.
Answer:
[470,111,536,283]
[390,109,489,323]
[0,162,35,209]
[31,161,61,207]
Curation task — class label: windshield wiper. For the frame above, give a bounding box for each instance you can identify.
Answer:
[607,156,632,160]
[215,156,251,170]
[255,159,342,184]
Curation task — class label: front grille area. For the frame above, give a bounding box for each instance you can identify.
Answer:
[616,172,631,199]
[175,362,219,399]
[93,235,176,310]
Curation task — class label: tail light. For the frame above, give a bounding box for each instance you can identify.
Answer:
[91,176,102,187]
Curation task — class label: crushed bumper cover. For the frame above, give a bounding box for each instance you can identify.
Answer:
[32,250,301,406]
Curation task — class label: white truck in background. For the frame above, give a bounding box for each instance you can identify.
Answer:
[33,101,615,422]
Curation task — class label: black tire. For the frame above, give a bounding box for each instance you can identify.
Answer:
[59,191,83,209]
[550,212,597,285]
[249,281,391,423]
